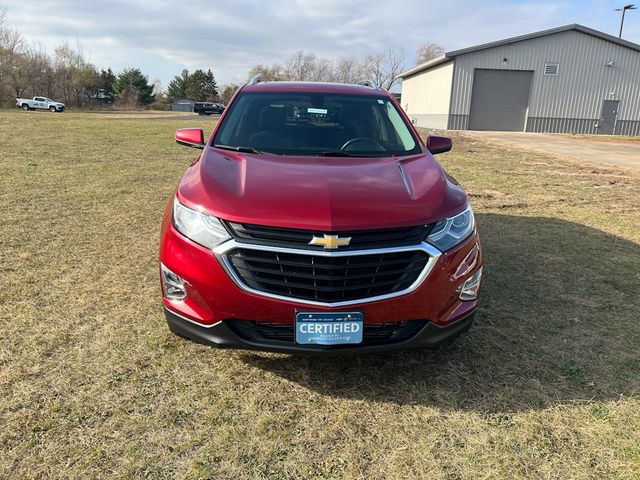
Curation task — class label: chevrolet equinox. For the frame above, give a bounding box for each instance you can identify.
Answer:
[159,79,482,354]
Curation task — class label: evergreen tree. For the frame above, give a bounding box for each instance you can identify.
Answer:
[166,69,189,103]
[185,69,207,101]
[114,68,154,106]
[181,68,219,101]
[203,69,218,100]
[99,68,116,103]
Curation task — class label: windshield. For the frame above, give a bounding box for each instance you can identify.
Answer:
[212,92,421,157]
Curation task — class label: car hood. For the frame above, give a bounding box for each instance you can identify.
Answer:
[177,148,468,231]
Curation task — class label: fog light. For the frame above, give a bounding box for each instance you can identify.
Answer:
[459,267,482,301]
[161,263,187,300]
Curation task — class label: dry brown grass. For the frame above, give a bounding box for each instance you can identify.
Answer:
[1,111,639,479]
[558,133,640,144]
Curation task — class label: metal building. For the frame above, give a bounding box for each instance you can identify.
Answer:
[172,99,194,112]
[399,24,640,135]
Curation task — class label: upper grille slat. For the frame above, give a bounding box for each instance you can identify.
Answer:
[224,221,433,251]
[232,263,424,281]
[230,249,425,270]
[232,274,413,293]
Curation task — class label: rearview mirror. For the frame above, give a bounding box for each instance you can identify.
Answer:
[426,135,452,155]
[175,128,205,149]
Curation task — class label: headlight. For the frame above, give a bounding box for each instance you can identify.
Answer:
[427,205,475,251]
[172,197,231,249]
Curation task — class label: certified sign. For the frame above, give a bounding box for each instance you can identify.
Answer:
[295,312,364,345]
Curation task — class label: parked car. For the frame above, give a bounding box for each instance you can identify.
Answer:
[193,102,224,115]
[16,96,66,112]
[160,80,482,354]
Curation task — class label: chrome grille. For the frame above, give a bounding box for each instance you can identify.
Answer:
[225,248,429,303]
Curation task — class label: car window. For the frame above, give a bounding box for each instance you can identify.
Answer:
[213,92,421,157]
[35,97,45,102]
[386,102,417,150]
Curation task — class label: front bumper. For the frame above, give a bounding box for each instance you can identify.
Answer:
[159,198,482,354]
[164,307,475,355]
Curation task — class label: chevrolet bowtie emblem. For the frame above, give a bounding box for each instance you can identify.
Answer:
[309,233,352,249]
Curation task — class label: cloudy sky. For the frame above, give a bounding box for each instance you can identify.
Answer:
[4,0,640,87]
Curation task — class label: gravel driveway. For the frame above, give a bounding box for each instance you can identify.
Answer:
[460,131,640,172]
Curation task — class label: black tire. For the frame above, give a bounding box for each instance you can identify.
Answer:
[49,106,56,112]
[21,104,29,111]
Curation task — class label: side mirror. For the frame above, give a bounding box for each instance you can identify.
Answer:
[175,128,205,149]
[426,135,452,155]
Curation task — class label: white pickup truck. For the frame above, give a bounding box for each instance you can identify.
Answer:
[16,96,66,112]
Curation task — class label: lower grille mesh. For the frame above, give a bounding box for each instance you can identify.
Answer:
[227,319,427,345]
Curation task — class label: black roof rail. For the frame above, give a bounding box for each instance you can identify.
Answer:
[359,79,380,89]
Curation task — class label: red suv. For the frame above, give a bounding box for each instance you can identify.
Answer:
[159,80,482,354]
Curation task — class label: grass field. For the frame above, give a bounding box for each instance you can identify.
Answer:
[1,110,639,479]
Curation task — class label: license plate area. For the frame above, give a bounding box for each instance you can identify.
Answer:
[295,311,363,345]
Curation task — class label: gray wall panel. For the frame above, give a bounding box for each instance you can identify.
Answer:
[616,120,640,136]
[448,114,469,130]
[526,117,599,134]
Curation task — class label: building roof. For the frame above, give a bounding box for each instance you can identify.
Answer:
[398,55,452,78]
[400,24,640,78]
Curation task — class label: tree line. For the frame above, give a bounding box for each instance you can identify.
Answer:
[0,10,158,108]
[246,43,445,90]
[247,49,405,90]
[0,9,226,109]
[217,43,443,105]
[1,7,444,109]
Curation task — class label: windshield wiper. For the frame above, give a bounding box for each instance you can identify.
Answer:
[318,150,355,157]
[214,144,264,154]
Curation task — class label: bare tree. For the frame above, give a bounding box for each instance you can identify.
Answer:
[285,50,315,81]
[219,84,240,104]
[313,56,334,82]
[246,47,407,89]
[152,78,163,97]
[1,11,57,102]
[28,43,55,97]
[0,7,28,101]
[416,42,445,64]
[13,47,52,98]
[333,56,365,84]
[284,50,334,81]
[362,47,405,90]
[247,63,287,81]
[54,41,99,107]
